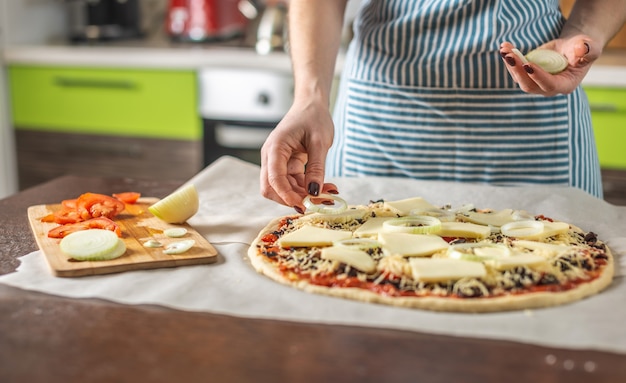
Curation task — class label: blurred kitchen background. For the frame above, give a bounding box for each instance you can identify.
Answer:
[0,0,624,205]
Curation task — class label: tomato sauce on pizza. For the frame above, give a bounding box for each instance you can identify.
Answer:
[248,197,614,312]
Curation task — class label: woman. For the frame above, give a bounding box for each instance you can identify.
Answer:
[260,0,626,213]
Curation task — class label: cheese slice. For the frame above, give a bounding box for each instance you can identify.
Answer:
[321,246,377,273]
[383,197,438,215]
[438,222,491,239]
[354,217,394,238]
[277,225,352,247]
[378,232,449,257]
[461,209,516,227]
[485,254,548,270]
[515,221,570,240]
[512,240,569,256]
[447,243,511,261]
[409,258,487,282]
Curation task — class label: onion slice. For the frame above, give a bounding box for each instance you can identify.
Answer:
[302,194,348,214]
[164,239,195,255]
[60,229,126,261]
[501,220,544,238]
[164,228,188,238]
[511,48,530,65]
[382,216,442,234]
[525,49,568,74]
[511,48,568,74]
[148,184,199,224]
[143,239,163,248]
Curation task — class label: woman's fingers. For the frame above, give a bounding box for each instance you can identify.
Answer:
[322,183,340,194]
[518,63,563,96]
[500,36,596,96]
[499,42,573,96]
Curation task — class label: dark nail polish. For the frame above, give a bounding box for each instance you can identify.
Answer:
[307,182,320,196]
[294,206,305,214]
[505,56,516,66]
[584,42,590,55]
[523,64,534,74]
[500,51,507,58]
[326,189,339,195]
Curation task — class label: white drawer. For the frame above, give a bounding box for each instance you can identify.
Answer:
[199,68,293,121]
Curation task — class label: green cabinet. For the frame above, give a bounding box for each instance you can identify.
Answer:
[8,65,201,140]
[8,65,203,190]
[584,86,626,169]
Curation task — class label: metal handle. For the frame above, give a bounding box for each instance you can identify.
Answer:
[54,76,137,90]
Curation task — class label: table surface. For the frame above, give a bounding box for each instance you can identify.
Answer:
[1,175,624,383]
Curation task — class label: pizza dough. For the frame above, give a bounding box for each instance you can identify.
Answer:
[248,197,614,313]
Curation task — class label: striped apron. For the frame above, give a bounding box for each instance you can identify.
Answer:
[328,0,603,198]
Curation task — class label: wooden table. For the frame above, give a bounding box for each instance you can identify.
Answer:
[1,175,624,383]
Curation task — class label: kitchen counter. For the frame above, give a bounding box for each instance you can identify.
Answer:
[582,49,626,86]
[2,41,625,84]
[1,165,625,383]
[1,36,344,75]
[1,42,295,72]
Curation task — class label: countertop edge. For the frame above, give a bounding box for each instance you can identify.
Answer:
[1,44,348,76]
[1,44,296,72]
[1,44,623,86]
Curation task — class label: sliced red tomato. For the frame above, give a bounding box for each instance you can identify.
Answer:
[76,192,125,221]
[47,217,122,239]
[40,213,56,223]
[112,192,141,204]
[52,208,83,225]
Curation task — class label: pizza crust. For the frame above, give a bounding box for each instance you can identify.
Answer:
[248,216,615,313]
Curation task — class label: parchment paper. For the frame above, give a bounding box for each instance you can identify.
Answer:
[2,156,625,353]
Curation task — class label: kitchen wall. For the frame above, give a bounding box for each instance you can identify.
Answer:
[0,0,76,198]
[0,0,77,198]
[0,1,18,198]
[0,75,17,199]
[0,0,170,46]
[2,0,67,45]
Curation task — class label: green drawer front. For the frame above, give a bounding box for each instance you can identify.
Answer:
[584,87,626,169]
[9,66,200,140]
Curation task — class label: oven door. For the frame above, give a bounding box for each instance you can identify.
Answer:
[203,119,275,166]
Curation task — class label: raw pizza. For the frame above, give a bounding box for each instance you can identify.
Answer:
[248,196,614,312]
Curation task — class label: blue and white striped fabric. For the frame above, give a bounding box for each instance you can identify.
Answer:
[328,0,602,197]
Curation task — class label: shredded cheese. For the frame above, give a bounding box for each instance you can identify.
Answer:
[259,201,610,299]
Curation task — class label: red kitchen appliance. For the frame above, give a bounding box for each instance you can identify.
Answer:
[166,0,248,41]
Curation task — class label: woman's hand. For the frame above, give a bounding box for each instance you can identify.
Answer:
[500,35,600,96]
[260,99,338,213]
[260,0,347,212]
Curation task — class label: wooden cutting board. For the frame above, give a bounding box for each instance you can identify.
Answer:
[27,198,218,277]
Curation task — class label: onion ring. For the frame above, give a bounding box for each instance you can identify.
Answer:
[501,220,544,238]
[302,194,348,214]
[382,216,442,234]
[525,49,568,74]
